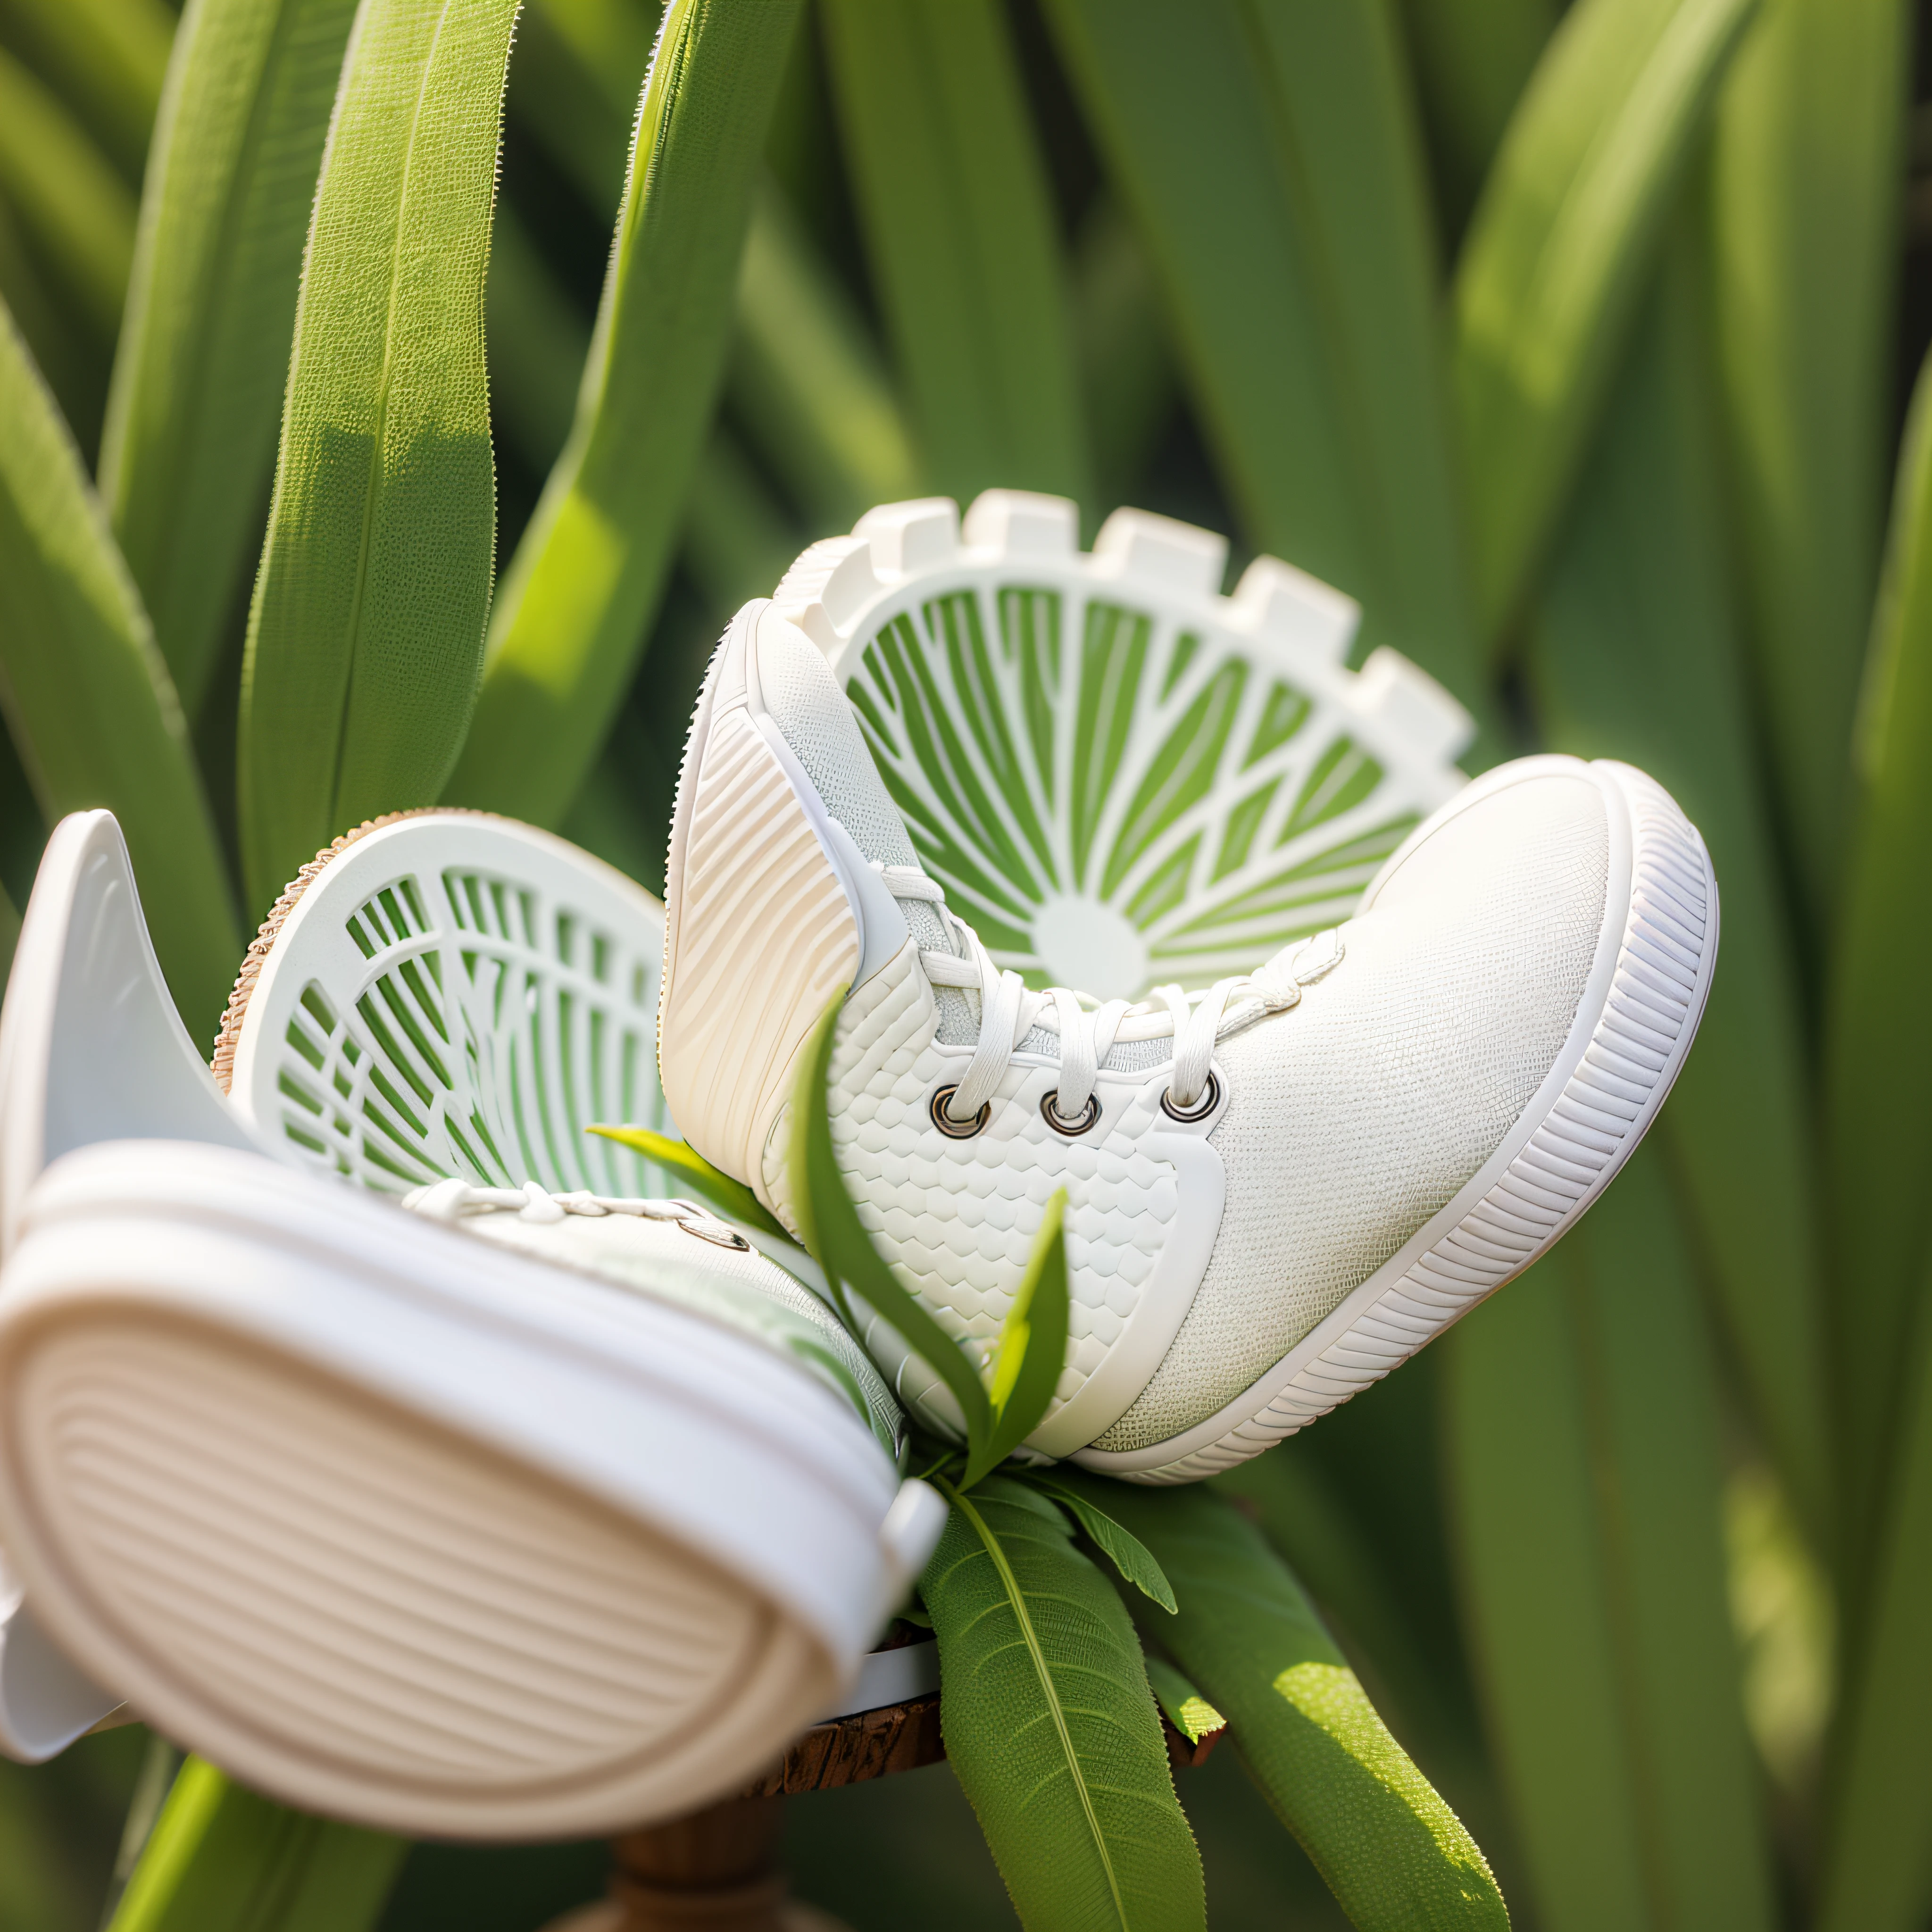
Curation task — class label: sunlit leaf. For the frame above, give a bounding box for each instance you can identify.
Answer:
[586,1124,787,1240]
[237,0,518,910]
[967,1187,1070,1484]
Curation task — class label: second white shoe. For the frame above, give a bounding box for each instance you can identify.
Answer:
[660,602,1719,1482]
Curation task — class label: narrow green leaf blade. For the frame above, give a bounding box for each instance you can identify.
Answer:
[585,1124,788,1240]
[100,0,360,719]
[1077,1473,1508,1931]
[0,0,174,179]
[1710,0,1908,932]
[1827,339,1932,1611]
[1144,1656,1224,1749]
[0,45,136,344]
[926,1477,1206,1932]
[444,0,800,831]
[821,0,1088,508]
[1045,0,1484,723]
[108,1757,405,1932]
[732,177,921,533]
[1027,1474,1177,1615]
[1443,1142,1774,1930]
[1526,227,1829,1542]
[1451,0,1759,642]
[969,1187,1069,1482]
[237,0,518,911]
[791,996,992,1456]
[0,295,239,1032]
[1818,1260,1932,1932]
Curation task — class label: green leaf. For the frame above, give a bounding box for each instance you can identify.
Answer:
[1828,337,1932,1615]
[484,197,591,477]
[1074,196,1177,508]
[1044,0,1485,726]
[236,0,518,912]
[1395,0,1557,228]
[444,0,800,831]
[1524,225,1829,1543]
[107,1757,406,1932]
[0,0,174,180]
[1074,1472,1507,1932]
[1027,1473,1177,1615]
[1817,1258,1932,1932]
[925,1475,1206,1932]
[790,995,993,1459]
[0,45,136,345]
[1144,1656,1224,1748]
[100,0,360,721]
[0,293,240,1033]
[732,176,921,533]
[1710,0,1909,933]
[1442,1141,1774,1930]
[1450,0,1759,644]
[966,1187,1070,1484]
[585,1124,789,1240]
[821,0,1088,508]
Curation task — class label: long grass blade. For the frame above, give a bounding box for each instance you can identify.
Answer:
[732,177,921,532]
[0,47,136,347]
[0,187,104,447]
[1709,0,1908,935]
[0,0,174,180]
[1817,1265,1932,1932]
[1081,1474,1508,1930]
[443,0,800,830]
[1825,341,1932,1618]
[1394,0,1556,230]
[925,1475,1207,1932]
[1451,0,1758,646]
[100,0,361,721]
[1045,0,1483,729]
[820,0,1087,510]
[107,1757,405,1932]
[1443,1141,1774,1929]
[1526,226,1829,1542]
[236,0,519,912]
[0,294,238,1032]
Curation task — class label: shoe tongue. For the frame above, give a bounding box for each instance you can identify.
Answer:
[754,610,964,970]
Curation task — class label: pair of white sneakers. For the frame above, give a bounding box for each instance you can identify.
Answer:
[0,493,1717,1844]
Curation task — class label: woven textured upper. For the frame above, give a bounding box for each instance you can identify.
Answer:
[1094,773,1610,1449]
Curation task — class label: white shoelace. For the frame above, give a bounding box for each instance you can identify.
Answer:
[403,1179,748,1247]
[875,864,1338,1130]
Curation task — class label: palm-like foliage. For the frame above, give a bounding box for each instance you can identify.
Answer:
[0,0,1924,1927]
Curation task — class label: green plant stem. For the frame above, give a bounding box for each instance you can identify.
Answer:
[107,1757,405,1932]
[444,0,801,830]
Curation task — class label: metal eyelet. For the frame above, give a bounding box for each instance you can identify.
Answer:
[1040,1090,1100,1136]
[931,1084,991,1139]
[1159,1071,1221,1124]
[677,1217,752,1251]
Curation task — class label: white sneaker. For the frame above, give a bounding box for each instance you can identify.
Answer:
[0,811,943,1834]
[660,600,1718,1482]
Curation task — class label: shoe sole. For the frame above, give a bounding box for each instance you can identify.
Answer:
[660,605,865,1204]
[0,1142,921,1836]
[1075,757,1718,1483]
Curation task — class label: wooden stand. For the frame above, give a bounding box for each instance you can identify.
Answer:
[544,1665,1213,1929]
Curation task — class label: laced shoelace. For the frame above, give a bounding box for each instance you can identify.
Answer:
[875,864,1335,1131]
[403,1180,752,1249]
